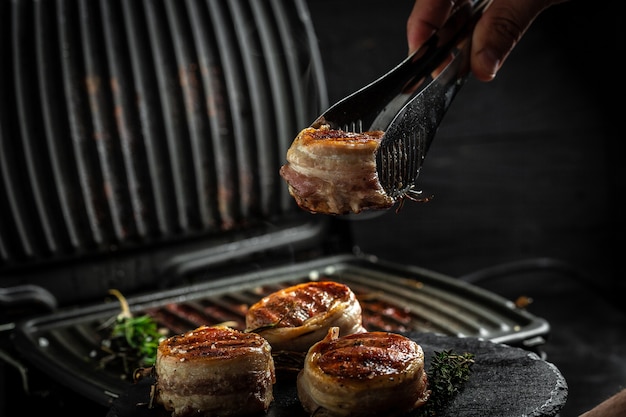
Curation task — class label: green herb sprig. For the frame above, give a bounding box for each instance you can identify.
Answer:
[416,349,475,416]
[98,289,167,375]
[109,314,163,366]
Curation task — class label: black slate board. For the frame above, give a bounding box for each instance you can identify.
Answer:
[107,332,568,417]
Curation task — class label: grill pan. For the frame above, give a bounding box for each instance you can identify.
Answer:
[12,253,550,408]
[2,1,560,415]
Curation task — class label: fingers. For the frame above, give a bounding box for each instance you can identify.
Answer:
[471,0,565,81]
[407,0,459,54]
[407,0,568,82]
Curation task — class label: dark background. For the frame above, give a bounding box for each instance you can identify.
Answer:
[306,0,625,416]
[0,1,623,417]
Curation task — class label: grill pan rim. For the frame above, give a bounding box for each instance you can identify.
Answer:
[12,253,550,407]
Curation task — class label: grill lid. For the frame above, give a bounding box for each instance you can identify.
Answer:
[13,254,550,408]
[1,0,326,271]
[1,0,334,308]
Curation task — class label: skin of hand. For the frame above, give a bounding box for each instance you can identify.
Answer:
[406,0,568,82]
[579,389,626,417]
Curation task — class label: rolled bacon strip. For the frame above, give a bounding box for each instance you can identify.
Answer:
[155,325,275,417]
[245,281,366,353]
[279,124,394,215]
[297,327,430,417]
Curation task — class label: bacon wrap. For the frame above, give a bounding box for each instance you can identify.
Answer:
[297,328,430,417]
[155,326,275,417]
[245,281,366,353]
[279,124,394,215]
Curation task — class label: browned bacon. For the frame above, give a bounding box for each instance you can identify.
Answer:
[279,124,394,215]
[245,281,366,352]
[297,328,430,417]
[155,325,275,417]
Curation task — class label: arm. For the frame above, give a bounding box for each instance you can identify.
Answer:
[407,0,568,81]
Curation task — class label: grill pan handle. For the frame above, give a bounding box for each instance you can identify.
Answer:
[0,285,58,324]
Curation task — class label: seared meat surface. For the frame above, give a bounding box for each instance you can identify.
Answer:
[297,327,430,417]
[155,325,275,417]
[279,124,394,215]
[245,281,366,352]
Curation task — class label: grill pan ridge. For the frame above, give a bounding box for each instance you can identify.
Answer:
[13,254,550,408]
[0,0,332,308]
[0,0,326,268]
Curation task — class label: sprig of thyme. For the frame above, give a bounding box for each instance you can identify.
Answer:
[109,314,163,366]
[415,349,475,416]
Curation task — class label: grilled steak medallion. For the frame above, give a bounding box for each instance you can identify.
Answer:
[279,124,394,215]
[245,281,366,352]
[155,325,275,417]
[297,328,430,417]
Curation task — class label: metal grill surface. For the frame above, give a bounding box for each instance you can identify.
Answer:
[13,254,550,408]
[0,0,326,268]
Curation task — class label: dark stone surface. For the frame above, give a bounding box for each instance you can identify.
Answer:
[417,333,567,417]
[108,332,567,417]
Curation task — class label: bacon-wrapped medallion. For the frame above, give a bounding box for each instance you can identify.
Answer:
[245,281,366,353]
[297,328,430,417]
[154,325,275,417]
[279,124,394,215]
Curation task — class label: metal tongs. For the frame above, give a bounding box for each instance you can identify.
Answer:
[311,0,490,201]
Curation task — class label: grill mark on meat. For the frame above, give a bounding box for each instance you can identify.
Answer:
[159,326,268,359]
[245,281,366,353]
[315,332,421,378]
[297,328,430,417]
[246,281,354,329]
[155,325,276,417]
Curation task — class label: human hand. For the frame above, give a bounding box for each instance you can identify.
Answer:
[407,0,568,81]
[579,389,626,417]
